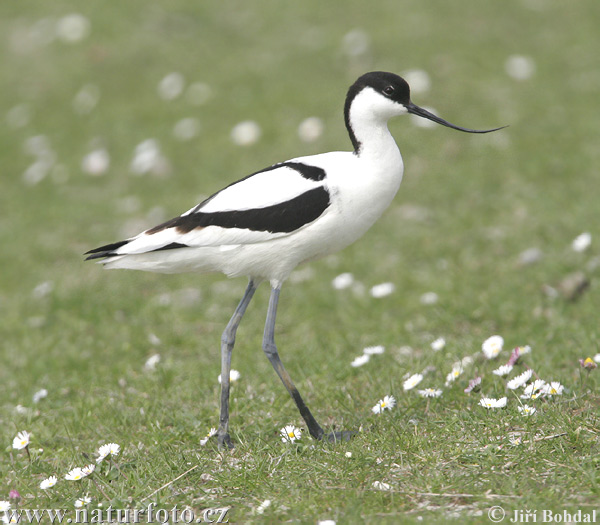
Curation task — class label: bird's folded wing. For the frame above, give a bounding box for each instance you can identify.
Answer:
[86,162,331,259]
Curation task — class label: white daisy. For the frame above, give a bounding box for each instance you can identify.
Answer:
[74,495,92,508]
[96,442,120,463]
[492,364,513,377]
[280,425,302,443]
[39,475,57,490]
[369,282,395,298]
[430,338,445,351]
[464,376,482,393]
[418,388,443,398]
[372,481,392,491]
[518,405,537,416]
[542,381,564,396]
[371,395,396,414]
[0,502,10,512]
[143,354,161,371]
[65,467,85,481]
[350,354,370,368]
[81,464,95,477]
[507,369,533,390]
[572,232,591,252]
[521,379,547,400]
[231,120,261,146]
[255,499,271,515]
[482,335,504,359]
[363,345,385,355]
[479,397,507,409]
[445,364,463,386]
[403,373,423,391]
[509,435,523,446]
[200,427,218,446]
[12,431,30,450]
[217,369,241,384]
[298,116,324,143]
[32,388,48,403]
[331,272,354,290]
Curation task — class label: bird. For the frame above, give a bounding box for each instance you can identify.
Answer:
[86,71,504,448]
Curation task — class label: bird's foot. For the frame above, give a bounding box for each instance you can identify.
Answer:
[217,432,234,450]
[324,430,357,443]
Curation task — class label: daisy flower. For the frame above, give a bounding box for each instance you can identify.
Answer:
[430,338,446,351]
[65,467,85,481]
[445,364,463,386]
[280,425,302,443]
[40,476,57,490]
[464,376,482,393]
[518,405,537,416]
[255,499,271,515]
[403,373,423,391]
[507,345,532,366]
[371,395,396,414]
[12,431,30,450]
[509,435,523,446]
[418,388,442,398]
[74,495,92,508]
[579,357,597,370]
[32,388,48,403]
[0,502,10,513]
[217,369,241,384]
[372,481,392,491]
[482,335,504,359]
[521,379,546,400]
[143,353,161,371]
[492,364,513,377]
[370,282,395,298]
[81,464,95,477]
[200,427,218,446]
[96,442,120,463]
[350,354,369,368]
[542,381,564,396]
[572,232,591,252]
[363,345,385,355]
[506,369,533,390]
[479,397,507,409]
[332,272,354,290]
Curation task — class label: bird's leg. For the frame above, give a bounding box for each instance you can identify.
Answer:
[261,285,327,440]
[217,279,258,449]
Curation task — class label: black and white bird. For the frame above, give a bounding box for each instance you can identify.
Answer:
[86,71,503,447]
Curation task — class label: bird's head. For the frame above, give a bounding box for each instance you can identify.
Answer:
[344,71,506,152]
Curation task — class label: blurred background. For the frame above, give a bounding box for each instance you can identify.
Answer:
[1,0,599,515]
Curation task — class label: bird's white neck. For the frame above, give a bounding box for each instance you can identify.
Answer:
[345,88,404,164]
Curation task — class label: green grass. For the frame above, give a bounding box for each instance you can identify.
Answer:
[2,1,600,523]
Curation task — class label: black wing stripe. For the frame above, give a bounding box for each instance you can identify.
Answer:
[85,239,129,255]
[149,186,330,235]
[187,161,326,214]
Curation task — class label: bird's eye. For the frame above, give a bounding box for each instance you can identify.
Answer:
[383,86,395,96]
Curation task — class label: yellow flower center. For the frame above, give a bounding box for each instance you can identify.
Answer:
[288,432,295,438]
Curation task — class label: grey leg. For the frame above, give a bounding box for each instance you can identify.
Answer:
[262,285,326,440]
[217,279,258,448]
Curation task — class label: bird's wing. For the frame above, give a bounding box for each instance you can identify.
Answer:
[86,161,331,260]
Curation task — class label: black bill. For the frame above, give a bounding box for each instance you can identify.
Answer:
[406,102,506,134]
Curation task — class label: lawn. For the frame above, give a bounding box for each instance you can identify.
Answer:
[1,1,599,523]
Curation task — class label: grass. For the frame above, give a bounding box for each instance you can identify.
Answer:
[1,1,600,523]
